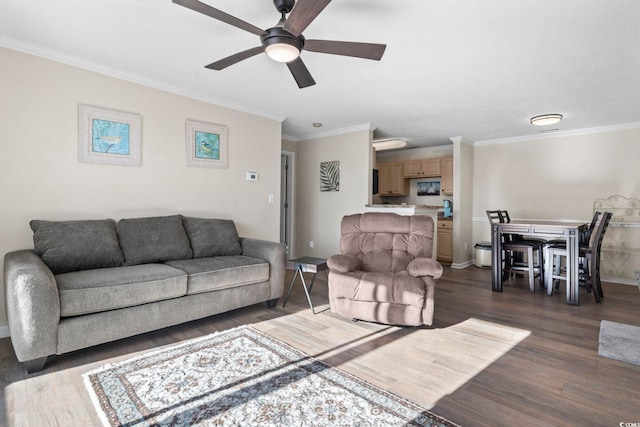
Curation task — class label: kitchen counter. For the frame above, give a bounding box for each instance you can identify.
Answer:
[366,204,442,209]
[364,204,442,214]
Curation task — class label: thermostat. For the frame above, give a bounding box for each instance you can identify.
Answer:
[246,172,258,181]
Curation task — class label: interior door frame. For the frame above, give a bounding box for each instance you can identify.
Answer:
[281,150,295,259]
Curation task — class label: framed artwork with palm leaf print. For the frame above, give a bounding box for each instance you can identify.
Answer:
[78,104,142,166]
[320,160,340,192]
[185,119,228,168]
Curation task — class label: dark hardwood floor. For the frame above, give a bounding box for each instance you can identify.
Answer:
[1,266,639,426]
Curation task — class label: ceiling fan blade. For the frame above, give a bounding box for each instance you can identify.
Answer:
[287,58,316,88]
[304,40,386,60]
[173,0,266,36]
[283,0,331,37]
[205,46,264,70]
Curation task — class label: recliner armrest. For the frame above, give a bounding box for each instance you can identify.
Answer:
[327,254,361,273]
[407,257,443,279]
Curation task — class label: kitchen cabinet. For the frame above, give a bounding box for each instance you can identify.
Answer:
[378,162,408,196]
[437,219,453,264]
[441,157,453,195]
[403,158,440,178]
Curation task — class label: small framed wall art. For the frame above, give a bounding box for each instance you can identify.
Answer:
[185,119,228,168]
[417,180,440,196]
[320,160,340,192]
[78,104,142,166]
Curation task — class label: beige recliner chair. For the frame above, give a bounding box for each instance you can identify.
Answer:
[327,212,443,326]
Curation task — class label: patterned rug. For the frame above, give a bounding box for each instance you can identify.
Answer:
[84,325,458,426]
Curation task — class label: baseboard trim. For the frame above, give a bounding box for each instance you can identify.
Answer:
[0,324,10,339]
[450,260,474,269]
[602,276,640,287]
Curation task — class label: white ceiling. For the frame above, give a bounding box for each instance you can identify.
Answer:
[2,0,640,148]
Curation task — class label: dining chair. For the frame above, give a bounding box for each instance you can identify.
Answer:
[545,211,612,303]
[544,211,600,289]
[546,211,600,247]
[544,211,600,291]
[486,210,544,292]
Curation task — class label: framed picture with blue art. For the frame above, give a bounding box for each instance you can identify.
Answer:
[78,105,142,166]
[185,119,228,168]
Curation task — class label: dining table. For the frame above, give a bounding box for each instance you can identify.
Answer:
[491,219,588,305]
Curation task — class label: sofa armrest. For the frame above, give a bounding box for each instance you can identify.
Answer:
[240,238,285,301]
[407,257,443,279]
[4,250,60,363]
[327,254,361,273]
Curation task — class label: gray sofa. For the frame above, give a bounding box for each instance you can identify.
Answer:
[4,214,285,373]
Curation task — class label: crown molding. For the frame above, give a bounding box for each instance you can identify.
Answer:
[294,123,376,142]
[449,136,474,145]
[0,37,286,123]
[473,122,640,146]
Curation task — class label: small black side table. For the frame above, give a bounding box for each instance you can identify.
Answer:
[282,256,329,314]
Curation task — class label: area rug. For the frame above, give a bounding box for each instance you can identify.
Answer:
[598,320,640,365]
[84,325,458,426]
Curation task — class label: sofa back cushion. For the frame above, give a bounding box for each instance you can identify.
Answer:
[116,215,193,265]
[339,213,434,273]
[30,219,124,274]
[181,217,242,258]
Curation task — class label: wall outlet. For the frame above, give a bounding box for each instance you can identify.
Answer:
[309,240,315,248]
[464,242,468,251]
[268,193,274,204]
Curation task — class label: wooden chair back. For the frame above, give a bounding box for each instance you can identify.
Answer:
[581,211,601,246]
[591,211,612,259]
[486,210,504,224]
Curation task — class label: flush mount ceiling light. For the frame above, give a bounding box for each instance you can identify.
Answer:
[530,114,563,126]
[372,138,407,151]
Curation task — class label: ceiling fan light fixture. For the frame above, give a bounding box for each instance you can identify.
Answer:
[265,41,300,63]
[530,114,563,126]
[262,28,303,63]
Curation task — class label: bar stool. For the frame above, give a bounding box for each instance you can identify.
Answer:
[487,210,544,293]
[544,211,600,285]
[545,212,612,303]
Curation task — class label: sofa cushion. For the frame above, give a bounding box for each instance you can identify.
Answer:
[56,264,188,317]
[30,219,124,274]
[165,256,269,295]
[117,215,193,265]
[181,217,242,258]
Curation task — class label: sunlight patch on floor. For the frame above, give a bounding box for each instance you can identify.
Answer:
[257,313,531,410]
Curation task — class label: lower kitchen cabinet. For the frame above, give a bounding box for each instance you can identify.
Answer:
[437,218,453,264]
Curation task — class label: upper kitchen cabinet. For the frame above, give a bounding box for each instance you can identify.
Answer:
[403,158,440,178]
[378,162,409,196]
[441,157,453,195]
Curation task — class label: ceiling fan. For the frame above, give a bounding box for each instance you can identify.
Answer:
[173,0,387,88]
